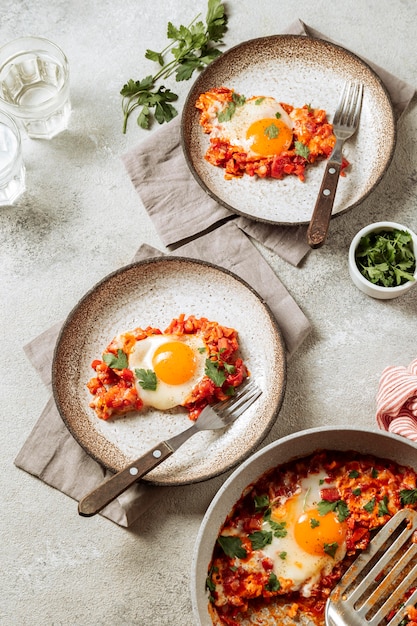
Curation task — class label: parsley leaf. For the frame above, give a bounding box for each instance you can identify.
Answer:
[264,510,287,537]
[363,497,376,513]
[355,229,416,287]
[205,358,227,387]
[324,542,338,558]
[295,141,310,159]
[217,92,246,122]
[121,0,228,132]
[254,494,270,511]
[378,496,390,516]
[265,571,280,592]
[317,499,350,522]
[103,349,128,370]
[349,469,360,478]
[134,368,157,391]
[310,518,320,528]
[400,488,417,505]
[255,97,265,105]
[264,123,279,139]
[249,530,273,550]
[217,535,247,559]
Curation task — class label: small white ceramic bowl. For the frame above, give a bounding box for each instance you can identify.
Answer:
[191,427,417,626]
[348,221,417,299]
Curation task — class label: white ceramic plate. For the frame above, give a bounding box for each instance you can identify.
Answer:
[191,427,417,625]
[181,35,396,225]
[52,257,286,486]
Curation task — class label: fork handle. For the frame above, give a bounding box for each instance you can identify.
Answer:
[78,424,198,517]
[307,159,342,248]
[78,441,174,517]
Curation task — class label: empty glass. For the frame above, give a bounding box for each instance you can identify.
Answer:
[0,109,25,206]
[0,36,71,139]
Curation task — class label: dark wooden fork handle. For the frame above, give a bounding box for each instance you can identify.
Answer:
[78,441,173,517]
[307,159,342,248]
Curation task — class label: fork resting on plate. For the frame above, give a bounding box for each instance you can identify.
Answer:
[307,81,363,248]
[78,378,261,517]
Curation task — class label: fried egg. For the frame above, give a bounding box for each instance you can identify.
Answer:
[261,470,347,596]
[128,334,207,410]
[209,95,293,158]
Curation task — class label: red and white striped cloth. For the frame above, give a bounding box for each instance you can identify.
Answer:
[376,357,417,442]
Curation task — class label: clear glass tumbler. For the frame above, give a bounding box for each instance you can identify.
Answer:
[0,109,25,206]
[0,36,71,139]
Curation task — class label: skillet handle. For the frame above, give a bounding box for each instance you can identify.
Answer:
[78,440,173,517]
[307,160,341,248]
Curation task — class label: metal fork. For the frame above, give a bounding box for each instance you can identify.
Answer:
[307,81,363,248]
[78,379,262,517]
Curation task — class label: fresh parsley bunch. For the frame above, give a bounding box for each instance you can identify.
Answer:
[120,0,228,133]
[355,229,416,287]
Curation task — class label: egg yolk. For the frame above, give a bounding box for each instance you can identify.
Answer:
[294,509,346,556]
[152,341,197,385]
[246,117,293,157]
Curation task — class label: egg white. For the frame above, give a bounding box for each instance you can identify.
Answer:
[261,470,347,596]
[210,96,293,156]
[128,334,207,410]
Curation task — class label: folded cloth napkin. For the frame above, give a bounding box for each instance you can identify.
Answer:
[376,357,417,442]
[122,19,415,267]
[15,222,311,527]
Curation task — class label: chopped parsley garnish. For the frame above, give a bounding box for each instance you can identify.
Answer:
[217,92,246,122]
[352,488,362,496]
[349,469,360,479]
[103,349,128,370]
[310,518,320,528]
[217,535,247,559]
[317,499,350,522]
[134,368,157,390]
[400,488,417,505]
[279,551,287,560]
[275,112,281,119]
[255,97,265,105]
[355,229,416,287]
[205,358,227,387]
[363,497,376,513]
[254,494,270,511]
[324,542,339,558]
[371,468,379,478]
[378,496,390,516]
[264,510,287,538]
[265,571,280,592]
[264,123,279,139]
[294,141,310,159]
[249,530,273,550]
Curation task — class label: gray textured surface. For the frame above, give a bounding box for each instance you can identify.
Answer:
[1,1,417,625]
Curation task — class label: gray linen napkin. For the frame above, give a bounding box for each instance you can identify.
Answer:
[121,19,415,267]
[15,223,310,527]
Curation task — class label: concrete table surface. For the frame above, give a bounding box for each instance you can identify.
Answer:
[1,1,417,624]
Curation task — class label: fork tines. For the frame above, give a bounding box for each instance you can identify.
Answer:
[334,81,363,128]
[214,379,262,419]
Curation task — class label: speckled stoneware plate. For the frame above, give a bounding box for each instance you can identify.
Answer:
[52,257,286,486]
[181,35,396,225]
[191,427,417,625]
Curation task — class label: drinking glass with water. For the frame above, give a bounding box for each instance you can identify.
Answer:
[0,36,71,139]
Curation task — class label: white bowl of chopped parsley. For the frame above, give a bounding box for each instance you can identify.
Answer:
[349,221,417,299]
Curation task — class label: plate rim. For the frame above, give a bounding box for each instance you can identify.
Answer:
[52,255,287,484]
[180,33,397,226]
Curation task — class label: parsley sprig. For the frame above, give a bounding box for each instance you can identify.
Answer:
[355,229,416,287]
[120,0,228,133]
